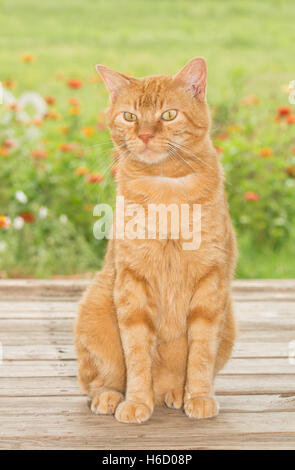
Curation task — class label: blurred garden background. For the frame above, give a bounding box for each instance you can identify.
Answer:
[1,0,295,278]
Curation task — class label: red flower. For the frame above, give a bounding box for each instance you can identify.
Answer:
[287,115,295,124]
[19,212,35,223]
[86,173,104,183]
[97,123,107,131]
[67,79,83,89]
[244,192,260,201]
[31,149,49,159]
[277,106,291,116]
[59,143,75,152]
[3,139,15,148]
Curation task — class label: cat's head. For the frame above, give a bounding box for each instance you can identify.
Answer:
[96,58,210,165]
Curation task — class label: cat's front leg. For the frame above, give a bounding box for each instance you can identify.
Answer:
[114,268,155,424]
[184,271,229,419]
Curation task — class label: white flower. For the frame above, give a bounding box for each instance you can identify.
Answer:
[39,207,48,219]
[59,214,68,224]
[16,92,47,123]
[13,216,24,230]
[25,126,42,141]
[0,241,7,252]
[15,190,28,204]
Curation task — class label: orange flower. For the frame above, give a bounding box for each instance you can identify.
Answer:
[69,106,80,115]
[287,115,295,124]
[31,149,49,159]
[259,147,272,157]
[6,103,19,112]
[2,79,17,89]
[44,111,61,120]
[67,79,83,89]
[292,146,295,155]
[19,212,35,223]
[226,124,242,134]
[113,152,120,160]
[68,97,80,106]
[240,95,259,105]
[0,216,11,229]
[244,192,260,201]
[75,149,84,158]
[214,145,224,154]
[44,96,56,105]
[84,204,94,211]
[86,173,104,183]
[81,126,94,137]
[285,166,295,177]
[277,106,291,116]
[21,53,36,63]
[32,117,43,126]
[216,133,228,141]
[59,142,75,152]
[111,167,118,177]
[0,146,9,156]
[75,167,89,176]
[59,126,69,135]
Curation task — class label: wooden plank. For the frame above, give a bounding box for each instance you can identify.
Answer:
[3,345,76,360]
[0,301,77,319]
[0,410,294,450]
[2,342,289,360]
[1,434,295,450]
[233,342,290,358]
[1,279,295,301]
[1,374,295,397]
[0,377,81,396]
[0,394,295,416]
[1,358,295,377]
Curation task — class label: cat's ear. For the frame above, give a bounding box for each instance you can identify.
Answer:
[96,65,133,100]
[174,57,207,100]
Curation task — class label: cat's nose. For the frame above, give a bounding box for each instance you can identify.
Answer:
[138,133,154,144]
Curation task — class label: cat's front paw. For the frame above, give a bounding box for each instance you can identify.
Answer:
[91,390,123,415]
[184,395,219,419]
[164,388,183,409]
[115,400,152,424]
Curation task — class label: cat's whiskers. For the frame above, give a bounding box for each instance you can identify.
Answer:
[167,143,198,173]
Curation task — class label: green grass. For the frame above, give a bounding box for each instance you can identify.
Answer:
[1,0,295,278]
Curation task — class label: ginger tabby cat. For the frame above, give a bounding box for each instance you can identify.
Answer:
[75,57,237,423]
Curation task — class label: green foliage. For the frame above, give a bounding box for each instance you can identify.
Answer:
[1,0,295,278]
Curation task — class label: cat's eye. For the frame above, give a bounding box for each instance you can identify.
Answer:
[123,112,137,122]
[161,109,178,121]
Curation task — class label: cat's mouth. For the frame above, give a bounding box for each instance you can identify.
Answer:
[136,148,169,164]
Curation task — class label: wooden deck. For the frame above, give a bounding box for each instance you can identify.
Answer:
[0,279,295,450]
